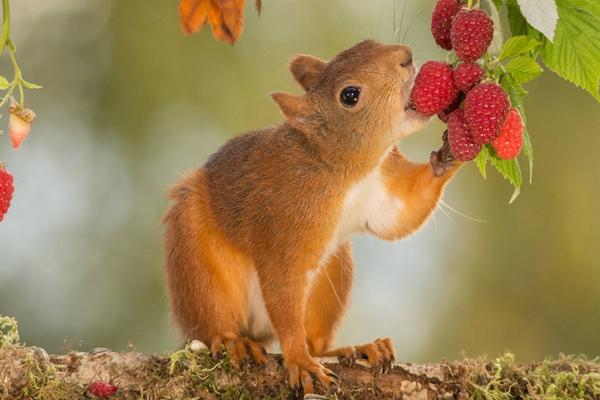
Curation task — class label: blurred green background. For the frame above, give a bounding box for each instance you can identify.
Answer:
[0,0,598,362]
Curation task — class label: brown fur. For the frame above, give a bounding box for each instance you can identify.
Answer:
[163,40,461,393]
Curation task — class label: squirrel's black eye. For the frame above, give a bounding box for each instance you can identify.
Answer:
[340,86,361,108]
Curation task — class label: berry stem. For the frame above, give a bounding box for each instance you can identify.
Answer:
[0,0,9,56]
[0,0,33,107]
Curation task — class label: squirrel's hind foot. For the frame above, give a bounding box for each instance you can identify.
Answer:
[285,356,339,395]
[323,337,396,373]
[210,335,268,369]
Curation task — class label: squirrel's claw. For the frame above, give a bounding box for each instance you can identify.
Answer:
[210,336,268,369]
[287,358,340,396]
[330,338,396,374]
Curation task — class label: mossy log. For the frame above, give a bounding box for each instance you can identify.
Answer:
[1,342,599,400]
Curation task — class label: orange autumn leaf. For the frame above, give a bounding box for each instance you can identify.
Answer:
[179,0,246,45]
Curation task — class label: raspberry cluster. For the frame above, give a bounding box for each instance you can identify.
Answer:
[410,0,523,162]
[0,165,14,222]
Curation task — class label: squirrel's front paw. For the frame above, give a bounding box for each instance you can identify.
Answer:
[430,130,457,177]
[285,356,339,395]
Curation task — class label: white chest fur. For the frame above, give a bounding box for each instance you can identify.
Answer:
[245,157,405,340]
[320,162,405,265]
[246,268,320,341]
[246,270,275,340]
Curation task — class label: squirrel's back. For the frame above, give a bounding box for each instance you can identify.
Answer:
[203,124,343,252]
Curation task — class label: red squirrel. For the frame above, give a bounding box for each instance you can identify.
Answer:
[163,40,460,394]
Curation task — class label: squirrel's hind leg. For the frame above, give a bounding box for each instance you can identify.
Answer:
[305,242,396,372]
[163,170,267,367]
[305,241,354,357]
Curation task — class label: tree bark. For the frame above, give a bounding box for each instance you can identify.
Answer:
[1,343,598,399]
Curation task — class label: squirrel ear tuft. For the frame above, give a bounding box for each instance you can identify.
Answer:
[271,92,311,128]
[289,55,326,91]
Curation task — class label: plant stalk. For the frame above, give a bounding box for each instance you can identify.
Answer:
[0,0,9,55]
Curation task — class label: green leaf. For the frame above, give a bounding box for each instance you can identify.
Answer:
[505,56,543,83]
[542,1,600,101]
[499,36,541,60]
[500,73,527,114]
[490,0,504,9]
[482,0,505,55]
[567,0,600,18]
[488,147,523,203]
[21,79,42,89]
[0,76,9,90]
[474,147,490,179]
[517,0,559,41]
[522,127,534,184]
[507,0,530,36]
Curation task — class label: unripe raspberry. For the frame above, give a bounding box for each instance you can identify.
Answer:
[450,8,494,62]
[8,99,36,150]
[492,109,523,159]
[431,0,461,50]
[410,61,458,116]
[448,109,482,161]
[465,83,510,144]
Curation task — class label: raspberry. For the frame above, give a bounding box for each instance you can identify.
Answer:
[0,165,14,222]
[438,91,465,123]
[88,382,117,398]
[450,8,494,62]
[410,61,458,116]
[447,109,482,161]
[492,109,523,159]
[452,62,484,92]
[464,83,510,144]
[8,101,36,150]
[431,0,461,50]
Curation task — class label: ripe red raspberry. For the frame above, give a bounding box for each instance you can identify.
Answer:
[448,109,482,161]
[0,165,14,222]
[465,83,510,144]
[431,0,461,50]
[88,382,117,398]
[450,9,494,62]
[410,61,458,116]
[452,62,484,92]
[492,109,523,159]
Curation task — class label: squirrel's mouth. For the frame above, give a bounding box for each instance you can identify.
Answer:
[403,68,417,111]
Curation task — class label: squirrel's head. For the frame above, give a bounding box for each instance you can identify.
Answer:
[272,40,428,154]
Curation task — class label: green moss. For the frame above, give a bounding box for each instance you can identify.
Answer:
[168,342,252,399]
[166,342,294,399]
[19,350,83,400]
[0,316,20,348]
[470,353,600,400]
[168,342,225,390]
